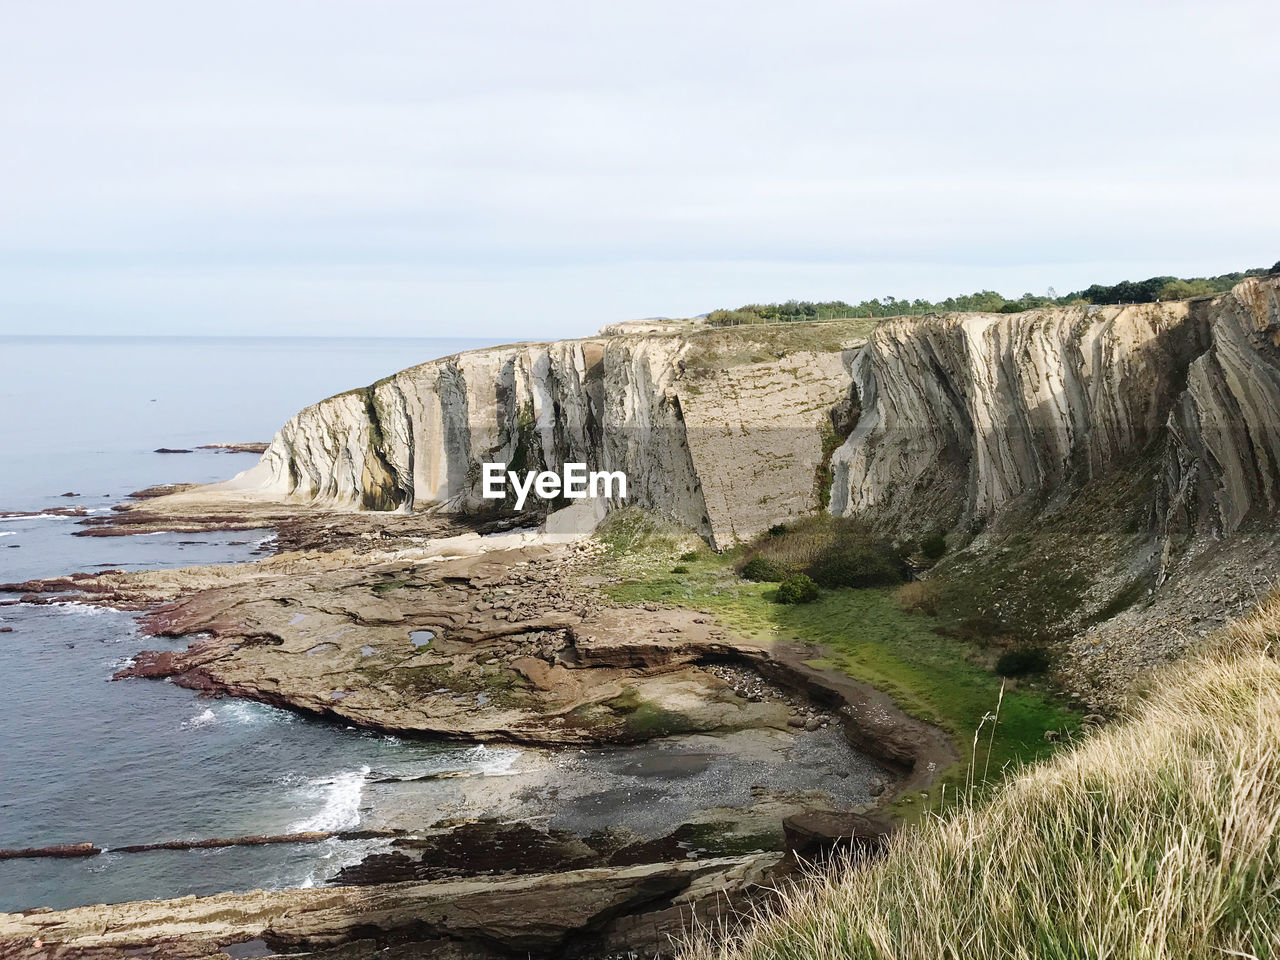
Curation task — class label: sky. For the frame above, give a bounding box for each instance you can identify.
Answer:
[1,0,1277,339]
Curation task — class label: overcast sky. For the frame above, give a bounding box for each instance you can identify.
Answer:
[1,0,1277,339]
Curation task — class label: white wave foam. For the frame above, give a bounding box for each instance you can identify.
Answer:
[47,601,112,615]
[0,513,78,521]
[291,766,370,832]
[182,707,218,729]
[292,834,393,889]
[0,531,16,537]
[464,744,523,776]
[222,700,296,727]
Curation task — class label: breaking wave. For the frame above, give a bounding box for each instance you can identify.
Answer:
[181,707,218,729]
[222,700,297,727]
[290,766,370,832]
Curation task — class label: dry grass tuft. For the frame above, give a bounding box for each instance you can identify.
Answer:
[895,580,941,616]
[680,591,1280,960]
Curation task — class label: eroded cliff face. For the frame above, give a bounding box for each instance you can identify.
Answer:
[1161,280,1280,540]
[233,331,861,548]
[828,278,1280,548]
[237,337,712,534]
[827,302,1208,532]
[236,278,1280,563]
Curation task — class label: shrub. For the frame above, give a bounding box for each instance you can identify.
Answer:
[776,574,820,604]
[751,519,831,572]
[809,537,904,589]
[741,555,785,582]
[995,647,1051,677]
[895,580,940,616]
[596,506,684,557]
[920,530,948,562]
[679,550,700,562]
[671,565,689,574]
[744,515,907,590]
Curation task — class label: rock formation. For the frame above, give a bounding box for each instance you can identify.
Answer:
[1160,280,1280,540]
[227,330,863,548]
[826,301,1208,532]
[199,276,1280,708]
[0,855,780,959]
[225,279,1280,561]
[828,278,1280,546]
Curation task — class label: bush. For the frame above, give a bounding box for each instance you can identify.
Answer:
[743,515,907,590]
[995,647,1051,677]
[776,574,820,604]
[741,555,785,582]
[920,530,947,562]
[809,537,904,589]
[679,550,700,562]
[671,565,689,574]
[895,580,940,616]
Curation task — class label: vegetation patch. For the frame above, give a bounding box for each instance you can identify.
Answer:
[739,514,907,589]
[703,264,1274,324]
[895,580,940,616]
[596,506,697,560]
[919,530,948,562]
[995,647,1051,678]
[598,520,1078,807]
[775,574,819,605]
[740,555,785,583]
[931,454,1160,647]
[681,319,873,377]
[813,419,845,510]
[566,686,699,740]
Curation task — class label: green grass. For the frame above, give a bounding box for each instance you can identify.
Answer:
[681,317,876,377]
[604,546,1078,809]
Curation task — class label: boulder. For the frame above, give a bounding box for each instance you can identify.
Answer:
[782,810,895,861]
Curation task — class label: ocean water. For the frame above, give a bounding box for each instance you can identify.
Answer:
[0,336,508,911]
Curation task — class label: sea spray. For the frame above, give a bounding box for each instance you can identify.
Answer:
[181,707,218,730]
[292,766,371,833]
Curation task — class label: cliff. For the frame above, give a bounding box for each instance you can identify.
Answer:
[828,279,1280,546]
[231,325,866,548]
[218,277,1280,705]
[235,277,1280,557]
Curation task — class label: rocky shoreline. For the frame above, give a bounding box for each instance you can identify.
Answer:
[0,494,955,959]
[3,498,954,773]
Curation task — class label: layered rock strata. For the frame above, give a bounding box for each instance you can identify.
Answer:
[0,855,779,959]
[225,333,864,548]
[216,279,1280,561]
[829,279,1280,545]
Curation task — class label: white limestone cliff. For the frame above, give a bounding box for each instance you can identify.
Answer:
[232,278,1280,553]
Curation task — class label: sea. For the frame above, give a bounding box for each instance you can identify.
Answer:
[0,335,513,911]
